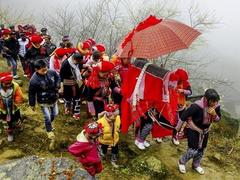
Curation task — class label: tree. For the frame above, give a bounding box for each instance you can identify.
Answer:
[0,4,34,26]
[40,4,78,44]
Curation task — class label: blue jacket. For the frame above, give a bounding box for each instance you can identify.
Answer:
[29,70,60,106]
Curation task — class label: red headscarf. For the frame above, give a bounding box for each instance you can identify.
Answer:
[0,72,13,83]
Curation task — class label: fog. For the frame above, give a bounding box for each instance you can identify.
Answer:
[1,0,240,117]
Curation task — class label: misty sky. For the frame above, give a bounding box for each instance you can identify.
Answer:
[1,0,240,115]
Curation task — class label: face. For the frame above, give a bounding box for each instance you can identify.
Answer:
[121,58,130,65]
[106,111,118,121]
[36,67,48,75]
[86,133,99,142]
[1,81,12,89]
[99,72,109,78]
[32,42,41,49]
[44,37,50,43]
[208,100,218,107]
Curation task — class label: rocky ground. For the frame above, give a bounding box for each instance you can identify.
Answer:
[0,58,240,179]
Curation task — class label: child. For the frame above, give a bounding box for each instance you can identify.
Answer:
[0,72,23,142]
[97,103,121,168]
[28,59,60,150]
[68,122,103,180]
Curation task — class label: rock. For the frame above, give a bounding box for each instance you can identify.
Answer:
[130,155,168,178]
[0,156,88,180]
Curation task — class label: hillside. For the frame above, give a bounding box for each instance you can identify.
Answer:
[0,57,239,179]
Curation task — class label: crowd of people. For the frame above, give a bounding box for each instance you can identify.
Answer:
[0,24,221,179]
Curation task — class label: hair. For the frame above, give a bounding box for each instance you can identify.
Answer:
[92,50,101,61]
[41,27,47,32]
[72,52,83,61]
[34,59,47,70]
[204,88,220,103]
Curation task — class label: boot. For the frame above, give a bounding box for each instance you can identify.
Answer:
[47,131,55,151]
[111,154,119,168]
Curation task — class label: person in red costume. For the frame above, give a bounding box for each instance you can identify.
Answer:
[49,48,67,74]
[151,68,192,144]
[68,122,103,180]
[85,60,120,119]
[25,35,48,78]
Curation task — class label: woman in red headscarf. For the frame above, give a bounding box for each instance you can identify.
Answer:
[0,72,23,142]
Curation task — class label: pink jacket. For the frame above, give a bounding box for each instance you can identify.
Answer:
[68,130,102,176]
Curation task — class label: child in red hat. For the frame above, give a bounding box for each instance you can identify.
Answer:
[0,72,24,142]
[97,103,121,168]
[68,122,103,180]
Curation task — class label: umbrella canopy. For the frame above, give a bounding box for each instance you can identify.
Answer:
[117,15,201,59]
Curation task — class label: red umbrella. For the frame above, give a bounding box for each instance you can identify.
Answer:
[117,15,201,59]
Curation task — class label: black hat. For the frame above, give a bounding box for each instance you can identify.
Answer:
[41,27,47,32]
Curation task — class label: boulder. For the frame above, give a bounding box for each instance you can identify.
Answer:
[130,155,168,178]
[0,156,88,180]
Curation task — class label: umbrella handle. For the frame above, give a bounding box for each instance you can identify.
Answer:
[127,40,134,59]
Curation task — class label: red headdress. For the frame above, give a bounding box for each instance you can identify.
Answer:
[84,122,102,136]
[0,72,13,83]
[87,38,96,45]
[55,48,66,58]
[99,61,114,72]
[31,35,43,44]
[82,41,91,50]
[95,44,106,53]
[175,68,189,81]
[2,29,11,35]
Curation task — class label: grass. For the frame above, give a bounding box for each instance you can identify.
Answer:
[0,56,240,179]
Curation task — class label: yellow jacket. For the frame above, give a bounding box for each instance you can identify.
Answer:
[97,115,120,146]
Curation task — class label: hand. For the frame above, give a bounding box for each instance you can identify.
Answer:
[31,106,35,111]
[178,89,184,93]
[208,107,217,116]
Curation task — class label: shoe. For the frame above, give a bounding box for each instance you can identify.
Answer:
[111,154,119,168]
[135,139,145,150]
[23,74,28,77]
[172,137,180,145]
[193,166,205,175]
[47,131,55,139]
[7,135,14,142]
[73,114,80,120]
[111,161,119,168]
[13,75,19,79]
[64,109,70,115]
[58,98,64,104]
[49,139,55,151]
[178,162,186,174]
[47,131,55,151]
[155,137,163,143]
[143,141,150,148]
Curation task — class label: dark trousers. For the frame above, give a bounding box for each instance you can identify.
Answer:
[19,55,27,74]
[101,143,119,155]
